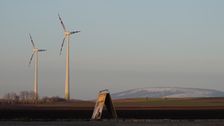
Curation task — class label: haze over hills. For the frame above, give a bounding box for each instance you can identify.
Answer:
[111,87,224,99]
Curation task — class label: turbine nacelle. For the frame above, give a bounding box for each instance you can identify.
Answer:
[32,48,38,52]
[64,31,80,37]
[64,31,71,37]
[32,47,46,52]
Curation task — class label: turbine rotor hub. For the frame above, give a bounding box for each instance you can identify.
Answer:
[64,31,70,37]
[33,48,38,52]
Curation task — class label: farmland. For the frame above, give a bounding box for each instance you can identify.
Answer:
[113,97,224,107]
[0,97,224,120]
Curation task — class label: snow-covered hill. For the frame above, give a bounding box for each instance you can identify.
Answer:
[111,87,224,99]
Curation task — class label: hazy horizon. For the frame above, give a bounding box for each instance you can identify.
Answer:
[1,0,224,100]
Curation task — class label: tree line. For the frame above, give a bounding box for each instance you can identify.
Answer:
[2,91,66,104]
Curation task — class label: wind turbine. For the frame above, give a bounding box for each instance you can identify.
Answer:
[28,34,46,100]
[58,14,80,100]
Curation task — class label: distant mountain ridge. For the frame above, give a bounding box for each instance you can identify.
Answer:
[111,87,224,99]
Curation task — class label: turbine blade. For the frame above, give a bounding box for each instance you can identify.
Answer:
[38,49,47,52]
[60,37,66,55]
[29,52,35,66]
[70,30,80,34]
[29,34,35,48]
[58,14,66,31]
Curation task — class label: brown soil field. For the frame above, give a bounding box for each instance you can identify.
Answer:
[1,97,224,110]
[0,98,224,120]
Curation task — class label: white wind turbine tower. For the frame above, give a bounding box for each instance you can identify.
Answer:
[58,14,80,100]
[28,34,47,100]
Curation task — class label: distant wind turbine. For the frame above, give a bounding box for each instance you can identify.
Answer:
[58,14,80,100]
[28,34,47,100]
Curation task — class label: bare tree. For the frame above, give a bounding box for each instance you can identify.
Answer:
[3,92,19,104]
[10,92,19,101]
[28,91,35,100]
[3,93,10,100]
[19,91,26,101]
[19,91,36,103]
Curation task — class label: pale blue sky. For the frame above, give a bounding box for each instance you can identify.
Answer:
[0,0,224,99]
